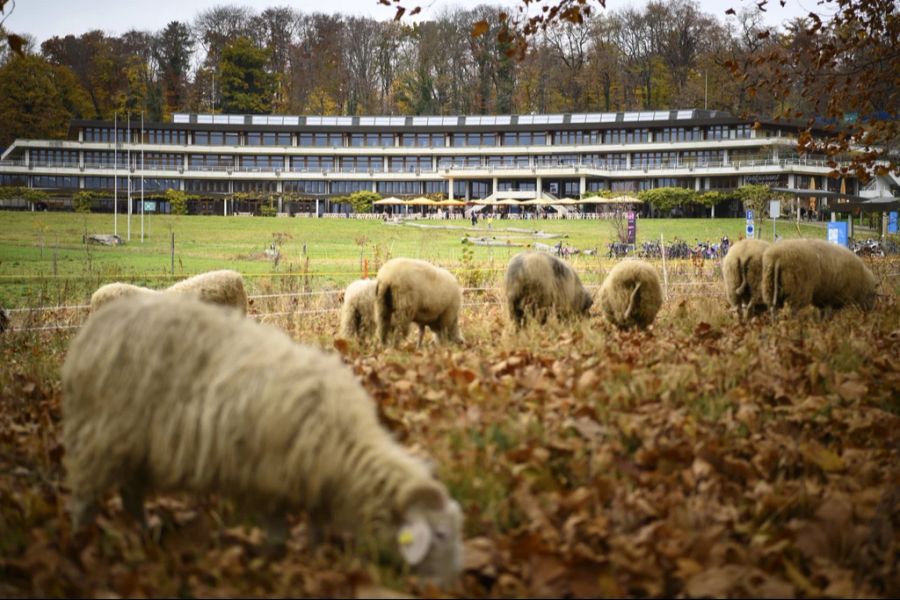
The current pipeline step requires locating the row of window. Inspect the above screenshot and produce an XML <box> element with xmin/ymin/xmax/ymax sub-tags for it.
<box><xmin>29</xmin><ymin>150</ymin><xmax>743</xmax><ymax>172</ymax></box>
<box><xmin>20</xmin><ymin>175</ymin><xmax>778</xmax><ymax>195</ymax></box>
<box><xmin>77</xmin><ymin>125</ymin><xmax>761</xmax><ymax>147</ymax></box>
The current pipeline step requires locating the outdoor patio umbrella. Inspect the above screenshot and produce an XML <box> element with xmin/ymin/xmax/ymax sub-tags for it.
<box><xmin>373</xmin><ymin>196</ymin><xmax>406</xmax><ymax>205</ymax></box>
<box><xmin>405</xmin><ymin>197</ymin><xmax>439</xmax><ymax>206</ymax></box>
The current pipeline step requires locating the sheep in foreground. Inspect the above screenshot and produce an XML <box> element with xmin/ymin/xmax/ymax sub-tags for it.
<box><xmin>722</xmin><ymin>239</ymin><xmax>770</xmax><ymax>320</ymax></box>
<box><xmin>375</xmin><ymin>258</ymin><xmax>464</xmax><ymax>347</ymax></box>
<box><xmin>339</xmin><ymin>278</ymin><xmax>378</xmax><ymax>340</ymax></box>
<box><xmin>504</xmin><ymin>251</ymin><xmax>593</xmax><ymax>328</ymax></box>
<box><xmin>761</xmin><ymin>238</ymin><xmax>877</xmax><ymax>314</ymax></box>
<box><xmin>599</xmin><ymin>260</ymin><xmax>663</xmax><ymax>329</ymax></box>
<box><xmin>62</xmin><ymin>294</ymin><xmax>463</xmax><ymax>586</ymax></box>
<box><xmin>89</xmin><ymin>270</ymin><xmax>248</xmax><ymax>314</ymax></box>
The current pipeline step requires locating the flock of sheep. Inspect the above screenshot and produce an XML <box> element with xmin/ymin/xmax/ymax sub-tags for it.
<box><xmin>60</xmin><ymin>237</ymin><xmax>878</xmax><ymax>588</ymax></box>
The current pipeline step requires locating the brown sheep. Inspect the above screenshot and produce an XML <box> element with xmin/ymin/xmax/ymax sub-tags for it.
<box><xmin>504</xmin><ymin>251</ymin><xmax>593</xmax><ymax>328</ymax></box>
<box><xmin>761</xmin><ymin>239</ymin><xmax>877</xmax><ymax>315</ymax></box>
<box><xmin>599</xmin><ymin>260</ymin><xmax>663</xmax><ymax>329</ymax></box>
<box><xmin>722</xmin><ymin>239</ymin><xmax>770</xmax><ymax>320</ymax></box>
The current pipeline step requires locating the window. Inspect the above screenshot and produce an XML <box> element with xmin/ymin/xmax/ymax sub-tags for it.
<box><xmin>232</xmin><ymin>180</ymin><xmax>276</xmax><ymax>193</ymax></box>
<box><xmin>145</xmin><ymin>129</ymin><xmax>187</xmax><ymax>144</ymax></box>
<box><xmin>681</xmin><ymin>150</ymin><xmax>724</xmax><ymax>166</ymax></box>
<box><xmin>611</xmin><ymin>179</ymin><xmax>651</xmax><ymax>192</ymax></box>
<box><xmin>438</xmin><ymin>156</ymin><xmax>482</xmax><ymax>168</ymax></box>
<box><xmin>486</xmin><ymin>155</ymin><xmax>529</xmax><ymax>168</ymax></box>
<box><xmin>292</xmin><ymin>156</ymin><xmax>334</xmax><ymax>171</ymax></box>
<box><xmin>143</xmin><ymin>153</ymin><xmax>181</xmax><ymax>169</ymax></box>
<box><xmin>189</xmin><ymin>155</ymin><xmax>233</xmax><ymax>169</ymax></box>
<box><xmin>400</xmin><ymin>133</ymin><xmax>445</xmax><ymax>147</ymax></box>
<box><xmin>707</xmin><ymin>126</ymin><xmax>729</xmax><ymax>140</ymax></box>
<box><xmin>451</xmin><ymin>133</ymin><xmax>496</xmax><ymax>146</ymax></box>
<box><xmin>299</xmin><ymin>133</ymin><xmax>343</xmax><ymax>147</ymax></box>
<box><xmin>604</xmin><ymin>128</ymin><xmax>649</xmax><ymax>144</ymax></box>
<box><xmin>340</xmin><ymin>156</ymin><xmax>383</xmax><ymax>173</ymax></box>
<box><xmin>377</xmin><ymin>181</ymin><xmax>423</xmax><ymax>195</ymax></box>
<box><xmin>389</xmin><ymin>156</ymin><xmax>432</xmax><ymax>173</ymax></box>
<box><xmin>187</xmin><ymin>179</ymin><xmax>232</xmax><ymax>193</ymax></box>
<box><xmin>32</xmin><ymin>175</ymin><xmax>77</xmax><ymax>188</ymax></box>
<box><xmin>632</xmin><ymin>152</ymin><xmax>678</xmax><ymax>168</ymax></box>
<box><xmin>240</xmin><ymin>156</ymin><xmax>284</xmax><ymax>170</ymax></box>
<box><xmin>283</xmin><ymin>180</ymin><xmax>327</xmax><ymax>194</ymax></box>
<box><xmin>247</xmin><ymin>132</ymin><xmax>291</xmax><ymax>146</ymax></box>
<box><xmin>734</xmin><ymin>125</ymin><xmax>752</xmax><ymax>139</ymax></box>
<box><xmin>554</xmin><ymin>130</ymin><xmax>599</xmax><ymax>145</ymax></box>
<box><xmin>30</xmin><ymin>149</ymin><xmax>79</xmax><ymax>166</ymax></box>
<box><xmin>655</xmin><ymin>127</ymin><xmax>702</xmax><ymax>142</ymax></box>
<box><xmin>424</xmin><ymin>181</ymin><xmax>447</xmax><ymax>195</ymax></box>
<box><xmin>139</xmin><ymin>178</ymin><xmax>181</xmax><ymax>192</ymax></box>
<box><xmin>349</xmin><ymin>133</ymin><xmax>393</xmax><ymax>147</ymax></box>
<box><xmin>498</xmin><ymin>180</ymin><xmax>536</xmax><ymax>191</ymax></box>
<box><xmin>1</xmin><ymin>174</ymin><xmax>26</xmax><ymax>186</ymax></box>
<box><xmin>330</xmin><ymin>181</ymin><xmax>371</xmax><ymax>194</ymax></box>
<box><xmin>501</xmin><ymin>132</ymin><xmax>546</xmax><ymax>146</ymax></box>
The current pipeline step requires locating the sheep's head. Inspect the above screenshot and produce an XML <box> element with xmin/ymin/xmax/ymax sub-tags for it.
<box><xmin>580</xmin><ymin>289</ymin><xmax>594</xmax><ymax>314</ymax></box>
<box><xmin>395</xmin><ymin>481</ymin><xmax>463</xmax><ymax>588</ymax></box>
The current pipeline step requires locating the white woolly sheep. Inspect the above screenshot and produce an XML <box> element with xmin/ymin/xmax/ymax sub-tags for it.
<box><xmin>375</xmin><ymin>258</ymin><xmax>464</xmax><ymax>347</ymax></box>
<box><xmin>62</xmin><ymin>294</ymin><xmax>463</xmax><ymax>586</ymax></box>
<box><xmin>339</xmin><ymin>278</ymin><xmax>378</xmax><ymax>340</ymax></box>
<box><xmin>504</xmin><ymin>251</ymin><xmax>593</xmax><ymax>328</ymax></box>
<box><xmin>761</xmin><ymin>238</ymin><xmax>877</xmax><ymax>315</ymax></box>
<box><xmin>89</xmin><ymin>282</ymin><xmax>159</xmax><ymax>313</ymax></box>
<box><xmin>599</xmin><ymin>260</ymin><xmax>663</xmax><ymax>329</ymax></box>
<box><xmin>89</xmin><ymin>270</ymin><xmax>248</xmax><ymax>314</ymax></box>
<box><xmin>722</xmin><ymin>239</ymin><xmax>770</xmax><ymax>320</ymax></box>
<box><xmin>165</xmin><ymin>269</ymin><xmax>249</xmax><ymax>315</ymax></box>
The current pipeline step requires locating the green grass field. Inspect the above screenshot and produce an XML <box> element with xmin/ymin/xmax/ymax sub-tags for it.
<box><xmin>0</xmin><ymin>211</ymin><xmax>847</xmax><ymax>308</ymax></box>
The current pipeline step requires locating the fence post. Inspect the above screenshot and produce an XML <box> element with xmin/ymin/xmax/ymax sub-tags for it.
<box><xmin>660</xmin><ymin>232</ymin><xmax>669</xmax><ymax>301</ymax></box>
<box><xmin>170</xmin><ymin>231</ymin><xmax>175</xmax><ymax>275</ymax></box>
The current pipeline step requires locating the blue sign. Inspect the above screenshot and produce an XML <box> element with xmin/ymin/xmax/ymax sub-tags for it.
<box><xmin>746</xmin><ymin>210</ymin><xmax>753</xmax><ymax>220</ymax></box>
<box><xmin>626</xmin><ymin>211</ymin><xmax>636</xmax><ymax>244</ymax></box>
<box><xmin>745</xmin><ymin>210</ymin><xmax>755</xmax><ymax>238</ymax></box>
<box><xmin>889</xmin><ymin>211</ymin><xmax>898</xmax><ymax>234</ymax></box>
<box><xmin>827</xmin><ymin>221</ymin><xmax>849</xmax><ymax>247</ymax></box>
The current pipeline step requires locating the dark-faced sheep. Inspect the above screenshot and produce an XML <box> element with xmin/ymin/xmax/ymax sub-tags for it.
<box><xmin>599</xmin><ymin>260</ymin><xmax>663</xmax><ymax>329</ymax></box>
<box><xmin>339</xmin><ymin>279</ymin><xmax>378</xmax><ymax>340</ymax></box>
<box><xmin>375</xmin><ymin>258</ymin><xmax>463</xmax><ymax>347</ymax></box>
<box><xmin>761</xmin><ymin>238</ymin><xmax>877</xmax><ymax>315</ymax></box>
<box><xmin>62</xmin><ymin>294</ymin><xmax>463</xmax><ymax>586</ymax></box>
<box><xmin>504</xmin><ymin>251</ymin><xmax>593</xmax><ymax>328</ymax></box>
<box><xmin>722</xmin><ymin>239</ymin><xmax>770</xmax><ymax>320</ymax></box>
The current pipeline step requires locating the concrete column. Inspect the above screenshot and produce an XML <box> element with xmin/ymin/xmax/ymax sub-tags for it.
<box><xmin>579</xmin><ymin>176</ymin><xmax>586</xmax><ymax>198</ymax></box>
<box><xmin>723</xmin><ymin>149</ymin><xmax>729</xmax><ymax>165</ymax></box>
<box><xmin>24</xmin><ymin>149</ymin><xmax>29</xmax><ymax>167</ymax></box>
<box><xmin>695</xmin><ymin>178</ymin><xmax>701</xmax><ymax>191</ymax></box>
<box><xmin>492</xmin><ymin>177</ymin><xmax>498</xmax><ymax>196</ymax></box>
<box><xmin>448</xmin><ymin>178</ymin><xmax>454</xmax><ymax>200</ymax></box>
<box><xmin>788</xmin><ymin>174</ymin><xmax>795</xmax><ymax>190</ymax></box>
<box><xmin>372</xmin><ymin>181</ymin><xmax>377</xmax><ymax>193</ymax></box>
<box><xmin>537</xmin><ymin>176</ymin><xmax>543</xmax><ymax>198</ymax></box>
<box><xmin>625</xmin><ymin>153</ymin><xmax>631</xmax><ymax>170</ymax></box>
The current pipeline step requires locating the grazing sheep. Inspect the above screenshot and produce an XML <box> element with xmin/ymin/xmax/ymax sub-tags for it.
<box><xmin>504</xmin><ymin>251</ymin><xmax>593</xmax><ymax>328</ymax></box>
<box><xmin>761</xmin><ymin>239</ymin><xmax>877</xmax><ymax>314</ymax></box>
<box><xmin>89</xmin><ymin>270</ymin><xmax>248</xmax><ymax>314</ymax></box>
<box><xmin>166</xmin><ymin>269</ymin><xmax>249</xmax><ymax>315</ymax></box>
<box><xmin>62</xmin><ymin>294</ymin><xmax>463</xmax><ymax>586</ymax></box>
<box><xmin>599</xmin><ymin>260</ymin><xmax>663</xmax><ymax>329</ymax></box>
<box><xmin>722</xmin><ymin>239</ymin><xmax>770</xmax><ymax>320</ymax></box>
<box><xmin>339</xmin><ymin>279</ymin><xmax>378</xmax><ymax>340</ymax></box>
<box><xmin>375</xmin><ymin>258</ymin><xmax>463</xmax><ymax>347</ymax></box>
<box><xmin>89</xmin><ymin>282</ymin><xmax>159</xmax><ymax>313</ymax></box>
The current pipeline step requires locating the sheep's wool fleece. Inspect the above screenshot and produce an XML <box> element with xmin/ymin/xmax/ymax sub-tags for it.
<box><xmin>761</xmin><ymin>239</ymin><xmax>877</xmax><ymax>311</ymax></box>
<box><xmin>90</xmin><ymin>282</ymin><xmax>159</xmax><ymax>312</ymax></box>
<box><xmin>62</xmin><ymin>295</ymin><xmax>457</xmax><ymax>567</ymax></box>
<box><xmin>339</xmin><ymin>279</ymin><xmax>378</xmax><ymax>339</ymax></box>
<box><xmin>504</xmin><ymin>251</ymin><xmax>592</xmax><ymax>325</ymax></box>
<box><xmin>375</xmin><ymin>258</ymin><xmax>463</xmax><ymax>343</ymax></box>
<box><xmin>722</xmin><ymin>239</ymin><xmax>770</xmax><ymax>315</ymax></box>
<box><xmin>599</xmin><ymin>260</ymin><xmax>663</xmax><ymax>329</ymax></box>
<box><xmin>166</xmin><ymin>269</ymin><xmax>248</xmax><ymax>314</ymax></box>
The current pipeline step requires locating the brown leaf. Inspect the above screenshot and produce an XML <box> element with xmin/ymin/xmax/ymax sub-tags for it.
<box><xmin>471</xmin><ymin>20</ymin><xmax>490</xmax><ymax>37</ymax></box>
<box><xmin>799</xmin><ymin>441</ymin><xmax>846</xmax><ymax>473</ymax></box>
<box><xmin>333</xmin><ymin>338</ymin><xmax>350</xmax><ymax>355</ymax></box>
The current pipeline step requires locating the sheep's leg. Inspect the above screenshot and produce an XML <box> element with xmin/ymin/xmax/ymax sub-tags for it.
<box><xmin>120</xmin><ymin>483</ymin><xmax>147</xmax><ymax>529</ymax></box>
<box><xmin>417</xmin><ymin>323</ymin><xmax>426</xmax><ymax>348</ymax></box>
<box><xmin>69</xmin><ymin>493</ymin><xmax>100</xmax><ymax>531</ymax></box>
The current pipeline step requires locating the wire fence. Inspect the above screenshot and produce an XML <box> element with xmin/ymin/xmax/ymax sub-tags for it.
<box><xmin>4</xmin><ymin>272</ymin><xmax>898</xmax><ymax>334</ymax></box>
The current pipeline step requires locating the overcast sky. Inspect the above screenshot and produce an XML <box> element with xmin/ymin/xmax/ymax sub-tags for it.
<box><xmin>5</xmin><ymin>0</ymin><xmax>820</xmax><ymax>43</ymax></box>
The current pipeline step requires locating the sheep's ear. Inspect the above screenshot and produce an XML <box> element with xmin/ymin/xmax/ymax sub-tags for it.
<box><xmin>398</xmin><ymin>481</ymin><xmax>446</xmax><ymax>513</ymax></box>
<box><xmin>397</xmin><ymin>513</ymin><xmax>432</xmax><ymax>566</ymax></box>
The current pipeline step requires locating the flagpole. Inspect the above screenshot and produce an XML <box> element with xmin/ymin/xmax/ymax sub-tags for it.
<box><xmin>141</xmin><ymin>111</ymin><xmax>145</xmax><ymax>243</ymax></box>
<box><xmin>113</xmin><ymin>112</ymin><xmax>118</xmax><ymax>236</ymax></box>
<box><xmin>127</xmin><ymin>112</ymin><xmax>132</xmax><ymax>241</ymax></box>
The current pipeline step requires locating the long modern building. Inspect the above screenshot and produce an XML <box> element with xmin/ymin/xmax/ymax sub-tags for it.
<box><xmin>0</xmin><ymin>108</ymin><xmax>871</xmax><ymax>216</ymax></box>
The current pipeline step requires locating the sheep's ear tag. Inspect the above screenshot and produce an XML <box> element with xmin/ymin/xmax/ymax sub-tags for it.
<box><xmin>397</xmin><ymin>515</ymin><xmax>431</xmax><ymax>566</ymax></box>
